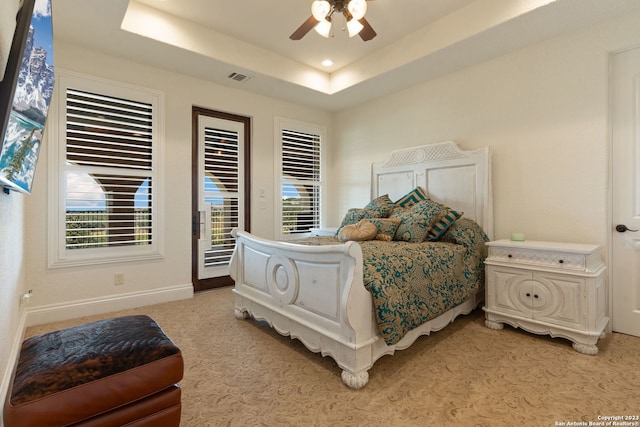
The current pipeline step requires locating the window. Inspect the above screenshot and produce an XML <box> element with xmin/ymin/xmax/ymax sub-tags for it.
<box><xmin>276</xmin><ymin>118</ymin><xmax>324</xmax><ymax>239</ymax></box>
<box><xmin>49</xmin><ymin>73</ymin><xmax>163</xmax><ymax>266</ymax></box>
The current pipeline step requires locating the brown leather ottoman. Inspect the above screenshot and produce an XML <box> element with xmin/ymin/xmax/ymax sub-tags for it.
<box><xmin>3</xmin><ymin>315</ymin><xmax>183</xmax><ymax>427</ymax></box>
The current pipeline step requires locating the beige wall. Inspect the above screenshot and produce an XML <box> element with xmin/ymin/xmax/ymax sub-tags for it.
<box><xmin>23</xmin><ymin>41</ymin><xmax>332</xmax><ymax>310</ymax></box>
<box><xmin>330</xmin><ymin>10</ymin><xmax>640</xmax><ymax>252</ymax></box>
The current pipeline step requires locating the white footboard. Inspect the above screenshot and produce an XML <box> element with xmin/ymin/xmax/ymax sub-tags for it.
<box><xmin>229</xmin><ymin>230</ymin><xmax>378</xmax><ymax>389</ymax></box>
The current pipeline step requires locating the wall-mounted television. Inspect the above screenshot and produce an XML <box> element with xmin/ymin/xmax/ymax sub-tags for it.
<box><xmin>0</xmin><ymin>0</ymin><xmax>54</xmax><ymax>194</ymax></box>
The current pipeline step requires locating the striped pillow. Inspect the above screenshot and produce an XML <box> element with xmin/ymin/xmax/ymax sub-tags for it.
<box><xmin>394</xmin><ymin>187</ymin><xmax>428</xmax><ymax>208</ymax></box>
<box><xmin>427</xmin><ymin>205</ymin><xmax>463</xmax><ymax>241</ymax></box>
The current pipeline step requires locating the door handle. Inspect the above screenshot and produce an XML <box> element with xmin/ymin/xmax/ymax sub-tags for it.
<box><xmin>192</xmin><ymin>215</ymin><xmax>198</xmax><ymax>236</ymax></box>
<box><xmin>198</xmin><ymin>210</ymin><xmax>206</xmax><ymax>240</ymax></box>
<box><xmin>616</xmin><ymin>224</ymin><xmax>638</xmax><ymax>232</ymax></box>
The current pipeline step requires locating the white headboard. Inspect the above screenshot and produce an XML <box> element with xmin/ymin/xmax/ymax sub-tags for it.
<box><xmin>371</xmin><ymin>141</ymin><xmax>493</xmax><ymax>239</ymax></box>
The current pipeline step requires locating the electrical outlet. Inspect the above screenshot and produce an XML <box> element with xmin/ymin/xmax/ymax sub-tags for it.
<box><xmin>20</xmin><ymin>289</ymin><xmax>33</xmax><ymax>305</ymax></box>
<box><xmin>114</xmin><ymin>272</ymin><xmax>125</xmax><ymax>285</ymax></box>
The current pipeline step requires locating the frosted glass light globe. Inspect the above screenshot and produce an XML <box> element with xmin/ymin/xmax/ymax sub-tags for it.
<box><xmin>348</xmin><ymin>0</ymin><xmax>367</xmax><ymax>20</ymax></box>
<box><xmin>311</xmin><ymin>1</ymin><xmax>331</xmax><ymax>20</ymax></box>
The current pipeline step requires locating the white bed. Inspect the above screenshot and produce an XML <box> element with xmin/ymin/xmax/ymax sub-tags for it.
<box><xmin>229</xmin><ymin>141</ymin><xmax>493</xmax><ymax>389</ymax></box>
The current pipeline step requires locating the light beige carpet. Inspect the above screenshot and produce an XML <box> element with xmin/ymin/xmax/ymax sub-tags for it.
<box><xmin>26</xmin><ymin>287</ymin><xmax>640</xmax><ymax>427</ymax></box>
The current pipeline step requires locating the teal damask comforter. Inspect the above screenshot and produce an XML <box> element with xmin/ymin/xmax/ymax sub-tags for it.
<box><xmin>297</xmin><ymin>218</ymin><xmax>488</xmax><ymax>345</ymax></box>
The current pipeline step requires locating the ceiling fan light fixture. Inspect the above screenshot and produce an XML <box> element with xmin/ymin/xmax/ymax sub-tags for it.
<box><xmin>314</xmin><ymin>18</ymin><xmax>332</xmax><ymax>38</ymax></box>
<box><xmin>290</xmin><ymin>0</ymin><xmax>376</xmax><ymax>41</ymax></box>
<box><xmin>311</xmin><ymin>0</ymin><xmax>331</xmax><ymax>20</ymax></box>
<box><xmin>346</xmin><ymin>18</ymin><xmax>364</xmax><ymax>37</ymax></box>
<box><xmin>347</xmin><ymin>0</ymin><xmax>367</xmax><ymax>20</ymax></box>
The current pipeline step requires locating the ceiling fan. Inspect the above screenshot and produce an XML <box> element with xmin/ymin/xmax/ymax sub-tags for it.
<box><xmin>290</xmin><ymin>0</ymin><xmax>377</xmax><ymax>41</ymax></box>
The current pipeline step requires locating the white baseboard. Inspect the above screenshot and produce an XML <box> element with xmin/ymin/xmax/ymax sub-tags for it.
<box><xmin>0</xmin><ymin>309</ymin><xmax>28</xmax><ymax>427</ymax></box>
<box><xmin>25</xmin><ymin>283</ymin><xmax>194</xmax><ymax>327</ymax></box>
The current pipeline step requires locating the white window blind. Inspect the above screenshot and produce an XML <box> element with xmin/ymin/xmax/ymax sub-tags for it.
<box><xmin>50</xmin><ymin>73</ymin><xmax>163</xmax><ymax>267</ymax></box>
<box><xmin>280</xmin><ymin>127</ymin><xmax>321</xmax><ymax>236</ymax></box>
<box><xmin>203</xmin><ymin>126</ymin><xmax>239</xmax><ymax>267</ymax></box>
<box><xmin>65</xmin><ymin>88</ymin><xmax>153</xmax><ymax>249</ymax></box>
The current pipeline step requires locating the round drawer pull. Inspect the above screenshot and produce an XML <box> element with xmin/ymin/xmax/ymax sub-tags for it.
<box><xmin>526</xmin><ymin>293</ymin><xmax>531</xmax><ymax>297</ymax></box>
<box><xmin>508</xmin><ymin>254</ymin><xmax>513</xmax><ymax>258</ymax></box>
<box><xmin>558</xmin><ymin>259</ymin><xmax>564</xmax><ymax>264</ymax></box>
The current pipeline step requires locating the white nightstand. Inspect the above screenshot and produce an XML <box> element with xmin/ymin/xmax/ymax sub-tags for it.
<box><xmin>483</xmin><ymin>239</ymin><xmax>608</xmax><ymax>355</ymax></box>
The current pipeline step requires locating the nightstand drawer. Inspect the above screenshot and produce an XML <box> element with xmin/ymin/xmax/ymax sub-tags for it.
<box><xmin>488</xmin><ymin>247</ymin><xmax>586</xmax><ymax>271</ymax></box>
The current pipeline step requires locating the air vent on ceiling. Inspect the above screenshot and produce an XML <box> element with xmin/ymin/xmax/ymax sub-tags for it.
<box><xmin>227</xmin><ymin>72</ymin><xmax>253</xmax><ymax>83</ymax></box>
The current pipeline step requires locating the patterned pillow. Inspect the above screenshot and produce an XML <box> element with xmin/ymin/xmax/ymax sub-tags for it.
<box><xmin>364</xmin><ymin>194</ymin><xmax>395</xmax><ymax>217</ymax></box>
<box><xmin>390</xmin><ymin>200</ymin><xmax>443</xmax><ymax>243</ymax></box>
<box><xmin>426</xmin><ymin>203</ymin><xmax>463</xmax><ymax>241</ymax></box>
<box><xmin>365</xmin><ymin>218</ymin><xmax>402</xmax><ymax>241</ymax></box>
<box><xmin>338</xmin><ymin>220</ymin><xmax>378</xmax><ymax>242</ymax></box>
<box><xmin>337</xmin><ymin>207</ymin><xmax>388</xmax><ymax>232</ymax></box>
<box><xmin>394</xmin><ymin>186</ymin><xmax>428</xmax><ymax>208</ymax></box>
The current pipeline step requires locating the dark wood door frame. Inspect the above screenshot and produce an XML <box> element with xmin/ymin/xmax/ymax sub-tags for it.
<box><xmin>192</xmin><ymin>106</ymin><xmax>251</xmax><ymax>292</ymax></box>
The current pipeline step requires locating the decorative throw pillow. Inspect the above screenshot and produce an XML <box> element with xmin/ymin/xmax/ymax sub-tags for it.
<box><xmin>365</xmin><ymin>218</ymin><xmax>402</xmax><ymax>241</ymax></box>
<box><xmin>364</xmin><ymin>194</ymin><xmax>395</xmax><ymax>217</ymax></box>
<box><xmin>390</xmin><ymin>200</ymin><xmax>443</xmax><ymax>242</ymax></box>
<box><xmin>394</xmin><ymin>186</ymin><xmax>428</xmax><ymax>208</ymax></box>
<box><xmin>337</xmin><ymin>207</ymin><xmax>389</xmax><ymax>232</ymax></box>
<box><xmin>426</xmin><ymin>202</ymin><xmax>463</xmax><ymax>241</ymax></box>
<box><xmin>338</xmin><ymin>220</ymin><xmax>378</xmax><ymax>242</ymax></box>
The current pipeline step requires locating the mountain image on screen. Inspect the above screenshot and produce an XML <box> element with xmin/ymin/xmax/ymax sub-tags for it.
<box><xmin>0</xmin><ymin>6</ymin><xmax>54</xmax><ymax>194</ymax></box>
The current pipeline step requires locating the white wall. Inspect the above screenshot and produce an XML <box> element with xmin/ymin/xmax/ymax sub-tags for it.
<box><xmin>23</xmin><ymin>41</ymin><xmax>332</xmax><ymax>315</ymax></box>
<box><xmin>0</xmin><ymin>193</ymin><xmax>28</xmax><ymax>407</ymax></box>
<box><xmin>330</xmin><ymin>10</ymin><xmax>640</xmax><ymax>253</ymax></box>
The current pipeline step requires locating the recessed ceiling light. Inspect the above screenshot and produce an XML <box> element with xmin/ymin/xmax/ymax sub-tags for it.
<box><xmin>321</xmin><ymin>59</ymin><xmax>334</xmax><ymax>67</ymax></box>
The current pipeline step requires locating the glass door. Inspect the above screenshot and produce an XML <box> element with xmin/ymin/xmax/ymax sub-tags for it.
<box><xmin>192</xmin><ymin>108</ymin><xmax>250</xmax><ymax>291</ymax></box>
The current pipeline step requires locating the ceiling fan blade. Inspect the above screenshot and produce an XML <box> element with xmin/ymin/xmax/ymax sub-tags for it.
<box><xmin>358</xmin><ymin>17</ymin><xmax>377</xmax><ymax>41</ymax></box>
<box><xmin>290</xmin><ymin>15</ymin><xmax>319</xmax><ymax>40</ymax></box>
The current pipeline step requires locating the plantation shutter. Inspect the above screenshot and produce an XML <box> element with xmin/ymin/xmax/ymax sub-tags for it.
<box><xmin>281</xmin><ymin>128</ymin><xmax>321</xmax><ymax>235</ymax></box>
<box><xmin>202</xmin><ymin>126</ymin><xmax>239</xmax><ymax>267</ymax></box>
<box><xmin>64</xmin><ymin>88</ymin><xmax>154</xmax><ymax>249</ymax></box>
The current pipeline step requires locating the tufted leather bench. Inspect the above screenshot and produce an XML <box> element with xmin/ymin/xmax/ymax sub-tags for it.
<box><xmin>3</xmin><ymin>315</ymin><xmax>183</xmax><ymax>427</ymax></box>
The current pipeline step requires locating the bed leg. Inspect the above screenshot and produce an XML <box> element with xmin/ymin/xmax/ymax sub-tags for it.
<box><xmin>234</xmin><ymin>308</ymin><xmax>249</xmax><ymax>320</ymax></box>
<box><xmin>341</xmin><ymin>370</ymin><xmax>369</xmax><ymax>389</ymax></box>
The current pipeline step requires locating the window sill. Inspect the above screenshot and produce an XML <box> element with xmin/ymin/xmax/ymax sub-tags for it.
<box><xmin>48</xmin><ymin>251</ymin><xmax>164</xmax><ymax>269</ymax></box>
